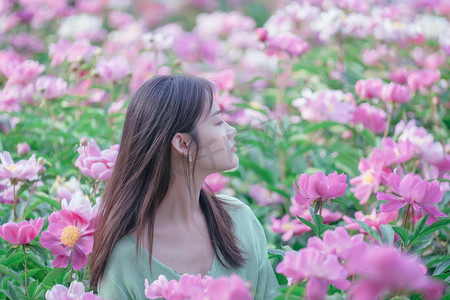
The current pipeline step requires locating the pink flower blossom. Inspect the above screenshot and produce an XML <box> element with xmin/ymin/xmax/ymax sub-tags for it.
<box><xmin>0</xmin><ymin>151</ymin><xmax>41</xmax><ymax>183</ymax></box>
<box><xmin>95</xmin><ymin>56</ymin><xmax>130</xmax><ymax>82</ymax></box>
<box><xmin>276</xmin><ymin>248</ymin><xmax>350</xmax><ymax>299</ymax></box>
<box><xmin>352</xmin><ymin>103</ymin><xmax>386</xmax><ymax>134</ymax></box>
<box><xmin>249</xmin><ymin>184</ymin><xmax>285</xmax><ymax>206</ymax></box>
<box><xmin>354</xmin><ymin>78</ymin><xmax>383</xmax><ymax>99</ymax></box>
<box><xmin>378</xmin><ymin>173</ymin><xmax>446</xmax><ymax>224</ymax></box>
<box><xmin>210</xmin><ymin>69</ymin><xmax>235</xmax><ymax>91</ymax></box>
<box><xmin>144</xmin><ymin>274</ymin><xmax>252</xmax><ymax>300</ymax></box>
<box><xmin>349</xmin><ymin>246</ymin><xmax>445</xmax><ymax>300</ymax></box>
<box><xmin>10</xmin><ymin>32</ymin><xmax>45</xmax><ymax>54</ymax></box>
<box><xmin>266</xmin><ymin>32</ymin><xmax>309</xmax><ymax>58</ymax></box>
<box><xmin>350</xmin><ymin>149</ymin><xmax>386</xmax><ymax>204</ymax></box>
<box><xmin>407</xmin><ymin>70</ymin><xmax>441</xmax><ymax>93</ymax></box>
<box><xmin>49</xmin><ymin>39</ymin><xmax>98</xmax><ymax>66</ymax></box>
<box><xmin>343</xmin><ymin>209</ymin><xmax>398</xmax><ymax>234</ymax></box>
<box><xmin>361</xmin><ymin>45</ymin><xmax>388</xmax><ymax>66</ymax></box>
<box><xmin>205</xmin><ymin>173</ymin><xmax>229</xmax><ymax>193</ymax></box>
<box><xmin>293</xmin><ymin>171</ymin><xmax>347</xmax><ymax>207</ymax></box>
<box><xmin>0</xmin><ymin>85</ymin><xmax>22</xmax><ymax>112</ymax></box>
<box><xmin>17</xmin><ymin>143</ymin><xmax>31</xmax><ymax>156</ymax></box>
<box><xmin>173</xmin><ymin>33</ymin><xmax>220</xmax><ymax>64</ymax></box>
<box><xmin>380</xmin><ymin>83</ymin><xmax>411</xmax><ymax>103</ymax></box>
<box><xmin>40</xmin><ymin>196</ymin><xmax>98</xmax><ymax>270</ymax></box>
<box><xmin>379</xmin><ymin>137</ymin><xmax>414</xmax><ymax>166</ymax></box>
<box><xmin>0</xmin><ymin>217</ymin><xmax>43</xmax><ymax>245</ymax></box>
<box><xmin>270</xmin><ymin>215</ymin><xmax>310</xmax><ymax>241</ymax></box>
<box><xmin>75</xmin><ymin>138</ymin><xmax>119</xmax><ymax>181</ymax></box>
<box><xmin>108</xmin><ymin>11</ymin><xmax>134</xmax><ymax>29</ymax></box>
<box><xmin>292</xmin><ymin>89</ymin><xmax>355</xmax><ymax>124</ymax></box>
<box><xmin>1</xmin><ymin>60</ymin><xmax>45</xmax><ymax>86</ymax></box>
<box><xmin>46</xmin><ymin>280</ymin><xmax>101</xmax><ymax>300</ymax></box>
<box><xmin>389</xmin><ymin>69</ymin><xmax>409</xmax><ymax>85</ymax></box>
<box><xmin>36</xmin><ymin>76</ymin><xmax>68</xmax><ymax>99</ymax></box>
<box><xmin>76</xmin><ymin>0</ymin><xmax>108</xmax><ymax>14</ymax></box>
<box><xmin>411</xmin><ymin>47</ymin><xmax>446</xmax><ymax>70</ymax></box>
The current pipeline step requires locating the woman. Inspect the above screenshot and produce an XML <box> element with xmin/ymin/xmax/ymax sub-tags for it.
<box><xmin>90</xmin><ymin>75</ymin><xmax>280</xmax><ymax>299</ymax></box>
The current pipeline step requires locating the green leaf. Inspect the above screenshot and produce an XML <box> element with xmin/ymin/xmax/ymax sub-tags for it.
<box><xmin>354</xmin><ymin>219</ymin><xmax>383</xmax><ymax>244</ymax></box>
<box><xmin>412</xmin><ymin>214</ymin><xmax>429</xmax><ymax>238</ymax></box>
<box><xmin>433</xmin><ymin>258</ymin><xmax>450</xmax><ymax>276</ymax></box>
<box><xmin>392</xmin><ymin>227</ymin><xmax>410</xmax><ymax>246</ymax></box>
<box><xmin>5</xmin><ymin>247</ymin><xmax>19</xmax><ymax>258</ymax></box>
<box><xmin>268</xmin><ymin>249</ymin><xmax>286</xmax><ymax>259</ymax></box>
<box><xmin>0</xmin><ymin>265</ymin><xmax>23</xmax><ymax>285</ymax></box>
<box><xmin>298</xmin><ymin>216</ymin><xmax>319</xmax><ymax>236</ymax></box>
<box><xmin>379</xmin><ymin>224</ymin><xmax>394</xmax><ymax>245</ymax></box>
<box><xmin>331</xmin><ymin>198</ymin><xmax>350</xmax><ymax>208</ymax></box>
<box><xmin>408</xmin><ymin>239</ymin><xmax>433</xmax><ymax>254</ymax></box>
<box><xmin>7</xmin><ymin>281</ymin><xmax>19</xmax><ymax>300</ymax></box>
<box><xmin>40</xmin><ymin>268</ymin><xmax>67</xmax><ymax>288</ymax></box>
<box><xmin>28</xmin><ymin>244</ymin><xmax>49</xmax><ymax>263</ymax></box>
<box><xmin>33</xmin><ymin>192</ymin><xmax>61</xmax><ymax>210</ymax></box>
<box><xmin>414</xmin><ymin>217</ymin><xmax>450</xmax><ymax>241</ymax></box>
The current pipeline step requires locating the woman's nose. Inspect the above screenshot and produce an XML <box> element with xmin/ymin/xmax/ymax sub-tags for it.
<box><xmin>227</xmin><ymin>123</ymin><xmax>237</xmax><ymax>139</ymax></box>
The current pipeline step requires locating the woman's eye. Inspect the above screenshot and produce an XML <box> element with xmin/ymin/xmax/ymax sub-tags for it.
<box><xmin>216</xmin><ymin>121</ymin><xmax>224</xmax><ymax>126</ymax></box>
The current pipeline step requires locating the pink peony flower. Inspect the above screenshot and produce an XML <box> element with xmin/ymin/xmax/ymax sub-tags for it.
<box><xmin>249</xmin><ymin>184</ymin><xmax>285</xmax><ymax>206</ymax></box>
<box><xmin>380</xmin><ymin>83</ymin><xmax>411</xmax><ymax>103</ymax></box>
<box><xmin>35</xmin><ymin>76</ymin><xmax>68</xmax><ymax>100</ymax></box>
<box><xmin>378</xmin><ymin>173</ymin><xmax>446</xmax><ymax>224</ymax></box>
<box><xmin>0</xmin><ymin>151</ymin><xmax>41</xmax><ymax>183</ymax></box>
<box><xmin>144</xmin><ymin>275</ymin><xmax>180</xmax><ymax>299</ymax></box>
<box><xmin>76</xmin><ymin>0</ymin><xmax>108</xmax><ymax>14</ymax></box>
<box><xmin>75</xmin><ymin>138</ymin><xmax>119</xmax><ymax>181</ymax></box>
<box><xmin>350</xmin><ymin>153</ymin><xmax>384</xmax><ymax>205</ymax></box>
<box><xmin>407</xmin><ymin>70</ymin><xmax>441</xmax><ymax>93</ymax></box>
<box><xmin>349</xmin><ymin>246</ymin><xmax>445</xmax><ymax>300</ymax></box>
<box><xmin>95</xmin><ymin>56</ymin><xmax>131</xmax><ymax>82</ymax></box>
<box><xmin>293</xmin><ymin>171</ymin><xmax>347</xmax><ymax>207</ymax></box>
<box><xmin>354</xmin><ymin>78</ymin><xmax>383</xmax><ymax>99</ymax></box>
<box><xmin>210</xmin><ymin>69</ymin><xmax>235</xmax><ymax>91</ymax></box>
<box><xmin>205</xmin><ymin>173</ymin><xmax>229</xmax><ymax>193</ymax></box>
<box><xmin>343</xmin><ymin>209</ymin><xmax>398</xmax><ymax>234</ymax></box>
<box><xmin>352</xmin><ymin>103</ymin><xmax>386</xmax><ymax>134</ymax></box>
<box><xmin>379</xmin><ymin>137</ymin><xmax>414</xmax><ymax>166</ymax></box>
<box><xmin>270</xmin><ymin>215</ymin><xmax>310</xmax><ymax>241</ymax></box>
<box><xmin>0</xmin><ymin>85</ymin><xmax>23</xmax><ymax>112</ymax></box>
<box><xmin>45</xmin><ymin>280</ymin><xmax>101</xmax><ymax>300</ymax></box>
<box><xmin>17</xmin><ymin>143</ymin><xmax>31</xmax><ymax>156</ymax></box>
<box><xmin>411</xmin><ymin>47</ymin><xmax>446</xmax><ymax>70</ymax></box>
<box><xmin>292</xmin><ymin>89</ymin><xmax>355</xmax><ymax>124</ymax></box>
<box><xmin>108</xmin><ymin>11</ymin><xmax>134</xmax><ymax>29</ymax></box>
<box><xmin>266</xmin><ymin>32</ymin><xmax>309</xmax><ymax>59</ymax></box>
<box><xmin>389</xmin><ymin>69</ymin><xmax>409</xmax><ymax>85</ymax></box>
<box><xmin>40</xmin><ymin>197</ymin><xmax>98</xmax><ymax>270</ymax></box>
<box><xmin>49</xmin><ymin>39</ymin><xmax>98</xmax><ymax>66</ymax></box>
<box><xmin>0</xmin><ymin>217</ymin><xmax>43</xmax><ymax>245</ymax></box>
<box><xmin>204</xmin><ymin>274</ymin><xmax>253</xmax><ymax>300</ymax></box>
<box><xmin>1</xmin><ymin>60</ymin><xmax>45</xmax><ymax>86</ymax></box>
<box><xmin>276</xmin><ymin>248</ymin><xmax>350</xmax><ymax>299</ymax></box>
<box><xmin>361</xmin><ymin>45</ymin><xmax>388</xmax><ymax>66</ymax></box>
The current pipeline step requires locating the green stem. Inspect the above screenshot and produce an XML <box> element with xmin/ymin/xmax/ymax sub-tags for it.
<box><xmin>13</xmin><ymin>184</ymin><xmax>18</xmax><ymax>221</ymax></box>
<box><xmin>383</xmin><ymin>102</ymin><xmax>394</xmax><ymax>138</ymax></box>
<box><xmin>285</xmin><ymin>281</ymin><xmax>300</xmax><ymax>300</ymax></box>
<box><xmin>69</xmin><ymin>267</ymin><xmax>74</xmax><ymax>284</ymax></box>
<box><xmin>23</xmin><ymin>245</ymin><xmax>28</xmax><ymax>296</ymax></box>
<box><xmin>403</xmin><ymin>204</ymin><xmax>411</xmax><ymax>229</ymax></box>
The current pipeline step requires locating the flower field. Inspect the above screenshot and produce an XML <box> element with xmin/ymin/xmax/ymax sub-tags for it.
<box><xmin>0</xmin><ymin>0</ymin><xmax>449</xmax><ymax>299</ymax></box>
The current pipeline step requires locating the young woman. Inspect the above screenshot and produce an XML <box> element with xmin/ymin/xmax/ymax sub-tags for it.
<box><xmin>90</xmin><ymin>75</ymin><xmax>280</xmax><ymax>299</ymax></box>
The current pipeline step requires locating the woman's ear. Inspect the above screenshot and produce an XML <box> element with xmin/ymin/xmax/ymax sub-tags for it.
<box><xmin>171</xmin><ymin>133</ymin><xmax>190</xmax><ymax>157</ymax></box>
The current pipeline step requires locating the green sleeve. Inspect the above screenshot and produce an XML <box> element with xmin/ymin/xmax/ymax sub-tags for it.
<box><xmin>251</xmin><ymin>211</ymin><xmax>281</xmax><ymax>300</ymax></box>
<box><xmin>98</xmin><ymin>273</ymin><xmax>131</xmax><ymax>300</ymax></box>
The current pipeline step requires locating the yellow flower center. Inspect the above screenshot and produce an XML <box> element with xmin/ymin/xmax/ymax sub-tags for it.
<box><xmin>362</xmin><ymin>171</ymin><xmax>374</xmax><ymax>184</ymax></box>
<box><xmin>61</xmin><ymin>226</ymin><xmax>80</xmax><ymax>247</ymax></box>
<box><xmin>249</xmin><ymin>101</ymin><xmax>262</xmax><ymax>110</ymax></box>
<box><xmin>327</xmin><ymin>103</ymin><xmax>335</xmax><ymax>113</ymax></box>
<box><xmin>8</xmin><ymin>164</ymin><xmax>15</xmax><ymax>172</ymax></box>
<box><xmin>394</xmin><ymin>148</ymin><xmax>400</xmax><ymax>158</ymax></box>
<box><xmin>282</xmin><ymin>223</ymin><xmax>294</xmax><ymax>231</ymax></box>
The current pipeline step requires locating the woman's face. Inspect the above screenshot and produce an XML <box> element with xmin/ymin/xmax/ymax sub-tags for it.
<box><xmin>193</xmin><ymin>101</ymin><xmax>238</xmax><ymax>174</ymax></box>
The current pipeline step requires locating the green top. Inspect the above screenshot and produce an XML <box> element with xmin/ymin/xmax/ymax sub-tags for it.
<box><xmin>98</xmin><ymin>194</ymin><xmax>281</xmax><ymax>300</ymax></box>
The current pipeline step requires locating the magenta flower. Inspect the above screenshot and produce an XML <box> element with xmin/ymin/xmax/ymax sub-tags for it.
<box><xmin>389</xmin><ymin>69</ymin><xmax>409</xmax><ymax>85</ymax></box>
<box><xmin>204</xmin><ymin>274</ymin><xmax>252</xmax><ymax>300</ymax></box>
<box><xmin>349</xmin><ymin>246</ymin><xmax>445</xmax><ymax>300</ymax></box>
<box><xmin>108</xmin><ymin>11</ymin><xmax>134</xmax><ymax>29</ymax></box>
<box><xmin>35</xmin><ymin>76</ymin><xmax>68</xmax><ymax>99</ymax></box>
<box><xmin>40</xmin><ymin>197</ymin><xmax>98</xmax><ymax>270</ymax></box>
<box><xmin>343</xmin><ymin>209</ymin><xmax>398</xmax><ymax>234</ymax></box>
<box><xmin>293</xmin><ymin>171</ymin><xmax>347</xmax><ymax>207</ymax></box>
<box><xmin>204</xmin><ymin>173</ymin><xmax>229</xmax><ymax>193</ymax></box>
<box><xmin>46</xmin><ymin>280</ymin><xmax>101</xmax><ymax>300</ymax></box>
<box><xmin>144</xmin><ymin>275</ymin><xmax>180</xmax><ymax>300</ymax></box>
<box><xmin>355</xmin><ymin>78</ymin><xmax>383</xmax><ymax>99</ymax></box>
<box><xmin>407</xmin><ymin>70</ymin><xmax>441</xmax><ymax>93</ymax></box>
<box><xmin>0</xmin><ymin>151</ymin><xmax>41</xmax><ymax>183</ymax></box>
<box><xmin>249</xmin><ymin>184</ymin><xmax>285</xmax><ymax>206</ymax></box>
<box><xmin>380</xmin><ymin>137</ymin><xmax>414</xmax><ymax>166</ymax></box>
<box><xmin>380</xmin><ymin>83</ymin><xmax>411</xmax><ymax>103</ymax></box>
<box><xmin>350</xmin><ymin>156</ymin><xmax>384</xmax><ymax>205</ymax></box>
<box><xmin>0</xmin><ymin>217</ymin><xmax>43</xmax><ymax>245</ymax></box>
<box><xmin>352</xmin><ymin>103</ymin><xmax>386</xmax><ymax>134</ymax></box>
<box><xmin>210</xmin><ymin>69</ymin><xmax>235</xmax><ymax>91</ymax></box>
<box><xmin>95</xmin><ymin>56</ymin><xmax>130</xmax><ymax>82</ymax></box>
<box><xmin>17</xmin><ymin>143</ymin><xmax>31</xmax><ymax>156</ymax></box>
<box><xmin>378</xmin><ymin>173</ymin><xmax>446</xmax><ymax>224</ymax></box>
<box><xmin>270</xmin><ymin>215</ymin><xmax>310</xmax><ymax>241</ymax></box>
<box><xmin>411</xmin><ymin>47</ymin><xmax>446</xmax><ymax>70</ymax></box>
<box><xmin>266</xmin><ymin>32</ymin><xmax>309</xmax><ymax>59</ymax></box>
<box><xmin>2</xmin><ymin>59</ymin><xmax>45</xmax><ymax>86</ymax></box>
<box><xmin>276</xmin><ymin>248</ymin><xmax>350</xmax><ymax>300</ymax></box>
<box><xmin>75</xmin><ymin>138</ymin><xmax>119</xmax><ymax>181</ymax></box>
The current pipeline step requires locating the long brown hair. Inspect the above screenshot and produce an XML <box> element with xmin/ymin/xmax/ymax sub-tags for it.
<box><xmin>90</xmin><ymin>75</ymin><xmax>245</xmax><ymax>288</ymax></box>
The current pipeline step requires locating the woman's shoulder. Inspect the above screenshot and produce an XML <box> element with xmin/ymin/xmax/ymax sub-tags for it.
<box><xmin>215</xmin><ymin>193</ymin><xmax>255</xmax><ymax>218</ymax></box>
